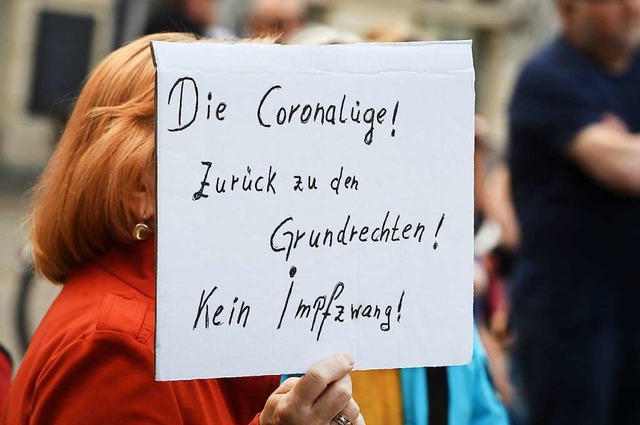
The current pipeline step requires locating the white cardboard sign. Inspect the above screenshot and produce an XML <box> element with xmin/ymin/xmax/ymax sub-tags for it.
<box><xmin>153</xmin><ymin>41</ymin><xmax>474</xmax><ymax>381</ymax></box>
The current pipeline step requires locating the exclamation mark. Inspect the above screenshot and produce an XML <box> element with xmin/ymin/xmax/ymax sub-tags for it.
<box><xmin>391</xmin><ymin>101</ymin><xmax>399</xmax><ymax>137</ymax></box>
<box><xmin>397</xmin><ymin>290</ymin><xmax>405</xmax><ymax>322</ymax></box>
<box><xmin>433</xmin><ymin>213</ymin><xmax>445</xmax><ymax>250</ymax></box>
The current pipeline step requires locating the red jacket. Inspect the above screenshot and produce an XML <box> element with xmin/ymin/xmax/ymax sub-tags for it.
<box><xmin>0</xmin><ymin>345</ymin><xmax>11</xmax><ymax>412</ymax></box>
<box><xmin>1</xmin><ymin>239</ymin><xmax>279</xmax><ymax>424</ymax></box>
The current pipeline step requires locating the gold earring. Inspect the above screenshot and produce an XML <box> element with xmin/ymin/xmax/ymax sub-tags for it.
<box><xmin>133</xmin><ymin>216</ymin><xmax>150</xmax><ymax>241</ymax></box>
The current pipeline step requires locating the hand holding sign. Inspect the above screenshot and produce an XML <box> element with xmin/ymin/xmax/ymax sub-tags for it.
<box><xmin>261</xmin><ymin>354</ymin><xmax>365</xmax><ymax>425</ymax></box>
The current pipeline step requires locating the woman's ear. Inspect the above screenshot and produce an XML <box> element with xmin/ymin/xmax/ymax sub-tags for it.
<box><xmin>131</xmin><ymin>172</ymin><xmax>156</xmax><ymax>223</ymax></box>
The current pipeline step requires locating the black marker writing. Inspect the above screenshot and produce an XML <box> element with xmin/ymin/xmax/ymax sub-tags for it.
<box><xmin>433</xmin><ymin>213</ymin><xmax>445</xmax><ymax>250</ymax></box>
<box><xmin>277</xmin><ymin>266</ymin><xmax>297</xmax><ymax>330</ymax></box>
<box><xmin>276</xmin><ymin>279</ymin><xmax>406</xmax><ymax>341</ymax></box>
<box><xmin>315</xmin><ymin>282</ymin><xmax>345</xmax><ymax>341</ymax></box>
<box><xmin>256</xmin><ymin>84</ymin><xmax>400</xmax><ymax>145</ymax></box>
<box><xmin>391</xmin><ymin>101</ymin><xmax>399</xmax><ymax>137</ymax></box>
<box><xmin>330</xmin><ymin>166</ymin><xmax>359</xmax><ymax>195</ymax></box>
<box><xmin>193</xmin><ymin>161</ymin><xmax>213</xmax><ymax>201</ymax></box>
<box><xmin>397</xmin><ymin>290</ymin><xmax>405</xmax><ymax>322</ymax></box>
<box><xmin>192</xmin><ymin>164</ymin><xmax>277</xmax><ymax>198</ymax></box>
<box><xmin>293</xmin><ymin>175</ymin><xmax>318</xmax><ymax>192</ymax></box>
<box><xmin>167</xmin><ymin>77</ymin><xmax>199</xmax><ymax>132</ymax></box>
<box><xmin>257</xmin><ymin>85</ymin><xmax>281</xmax><ymax>128</ymax></box>
<box><xmin>192</xmin><ymin>286</ymin><xmax>251</xmax><ymax>329</ymax></box>
<box><xmin>206</xmin><ymin>92</ymin><xmax>227</xmax><ymax>121</ymax></box>
<box><xmin>270</xmin><ymin>212</ymin><xmax>426</xmax><ymax>261</ymax></box>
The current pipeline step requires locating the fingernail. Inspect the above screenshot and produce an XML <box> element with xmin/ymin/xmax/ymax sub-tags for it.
<box><xmin>345</xmin><ymin>353</ymin><xmax>355</xmax><ymax>367</ymax></box>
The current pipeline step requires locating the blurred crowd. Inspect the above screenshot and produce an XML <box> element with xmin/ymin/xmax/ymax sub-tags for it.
<box><xmin>1</xmin><ymin>0</ymin><xmax>639</xmax><ymax>424</ymax></box>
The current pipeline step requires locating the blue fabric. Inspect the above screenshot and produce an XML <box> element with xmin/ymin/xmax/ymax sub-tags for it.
<box><xmin>510</xmin><ymin>313</ymin><xmax>619</xmax><ymax>425</ymax></box>
<box><xmin>446</xmin><ymin>328</ymin><xmax>509</xmax><ymax>425</ymax></box>
<box><xmin>399</xmin><ymin>326</ymin><xmax>508</xmax><ymax>425</ymax></box>
<box><xmin>399</xmin><ymin>368</ymin><xmax>427</xmax><ymax>425</ymax></box>
<box><xmin>508</xmin><ymin>36</ymin><xmax>640</xmax><ymax>324</ymax></box>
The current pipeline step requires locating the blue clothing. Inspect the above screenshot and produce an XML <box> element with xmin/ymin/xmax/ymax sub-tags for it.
<box><xmin>282</xmin><ymin>326</ymin><xmax>509</xmax><ymax>425</ymax></box>
<box><xmin>399</xmin><ymin>327</ymin><xmax>508</xmax><ymax>425</ymax></box>
<box><xmin>508</xmin><ymin>36</ymin><xmax>640</xmax><ymax>425</ymax></box>
<box><xmin>510</xmin><ymin>312</ymin><xmax>620</xmax><ymax>425</ymax></box>
<box><xmin>509</xmin><ymin>36</ymin><xmax>640</xmax><ymax>325</ymax></box>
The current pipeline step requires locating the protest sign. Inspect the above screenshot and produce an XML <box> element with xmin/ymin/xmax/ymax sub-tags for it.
<box><xmin>153</xmin><ymin>41</ymin><xmax>474</xmax><ymax>381</ymax></box>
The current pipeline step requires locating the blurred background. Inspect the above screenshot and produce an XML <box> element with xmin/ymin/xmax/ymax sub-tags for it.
<box><xmin>0</xmin><ymin>0</ymin><xmax>556</xmax><ymax>408</ymax></box>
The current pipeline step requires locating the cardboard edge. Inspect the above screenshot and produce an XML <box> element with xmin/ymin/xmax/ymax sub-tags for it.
<box><xmin>150</xmin><ymin>40</ymin><xmax>161</xmax><ymax>381</ymax></box>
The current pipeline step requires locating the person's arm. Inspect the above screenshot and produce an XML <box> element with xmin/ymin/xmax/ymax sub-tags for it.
<box><xmin>509</xmin><ymin>59</ymin><xmax>640</xmax><ymax>196</ymax></box>
<box><xmin>568</xmin><ymin>119</ymin><xmax>640</xmax><ymax>195</ymax></box>
<box><xmin>30</xmin><ymin>331</ymin><xmax>185</xmax><ymax>424</ymax></box>
<box><xmin>483</xmin><ymin>164</ymin><xmax>519</xmax><ymax>249</ymax></box>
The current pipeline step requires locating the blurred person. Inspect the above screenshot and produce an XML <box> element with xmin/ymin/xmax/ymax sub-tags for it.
<box><xmin>475</xmin><ymin>116</ymin><xmax>520</xmax><ymax>252</ymax></box>
<box><xmin>508</xmin><ymin>0</ymin><xmax>640</xmax><ymax>424</ymax></box>
<box><xmin>479</xmin><ymin>162</ymin><xmax>518</xmax><ymax>346</ymax></box>
<box><xmin>246</xmin><ymin>0</ymin><xmax>305</xmax><ymax>42</ymax></box>
<box><xmin>473</xmin><ymin>116</ymin><xmax>517</xmax><ymax>411</ymax></box>
<box><xmin>145</xmin><ymin>0</ymin><xmax>232</xmax><ymax>38</ymax></box>
<box><xmin>474</xmin><ymin>116</ymin><xmax>518</xmax><ymax>338</ymax></box>
<box><xmin>482</xmin><ymin>166</ymin><xmax>519</xmax><ymax>252</ymax></box>
<box><xmin>0</xmin><ymin>33</ymin><xmax>364</xmax><ymax>425</ymax></box>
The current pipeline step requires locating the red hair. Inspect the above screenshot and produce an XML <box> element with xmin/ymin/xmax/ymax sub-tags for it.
<box><xmin>30</xmin><ymin>33</ymin><xmax>197</xmax><ymax>283</ymax></box>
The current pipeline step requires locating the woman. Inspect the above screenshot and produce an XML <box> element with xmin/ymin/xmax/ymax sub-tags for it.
<box><xmin>1</xmin><ymin>33</ymin><xmax>363</xmax><ymax>425</ymax></box>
